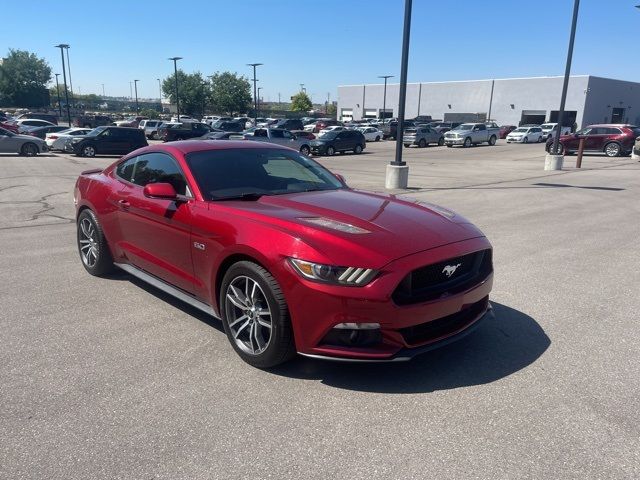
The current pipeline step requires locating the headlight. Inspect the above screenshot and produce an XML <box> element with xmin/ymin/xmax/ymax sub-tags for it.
<box><xmin>288</xmin><ymin>258</ymin><xmax>377</xmax><ymax>286</ymax></box>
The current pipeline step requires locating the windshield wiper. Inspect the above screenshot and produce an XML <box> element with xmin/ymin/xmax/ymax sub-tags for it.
<box><xmin>211</xmin><ymin>192</ymin><xmax>267</xmax><ymax>201</ymax></box>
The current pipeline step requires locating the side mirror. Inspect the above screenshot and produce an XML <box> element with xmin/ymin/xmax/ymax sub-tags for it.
<box><xmin>143</xmin><ymin>182</ymin><xmax>177</xmax><ymax>199</ymax></box>
<box><xmin>335</xmin><ymin>173</ymin><xmax>346</xmax><ymax>184</ymax></box>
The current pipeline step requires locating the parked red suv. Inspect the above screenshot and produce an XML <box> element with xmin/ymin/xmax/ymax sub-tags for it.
<box><xmin>546</xmin><ymin>124</ymin><xmax>640</xmax><ymax>157</ymax></box>
<box><xmin>499</xmin><ymin>125</ymin><xmax>517</xmax><ymax>139</ymax></box>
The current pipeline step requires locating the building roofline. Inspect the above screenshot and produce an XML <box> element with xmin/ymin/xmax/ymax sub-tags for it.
<box><xmin>338</xmin><ymin>75</ymin><xmax>594</xmax><ymax>88</ymax></box>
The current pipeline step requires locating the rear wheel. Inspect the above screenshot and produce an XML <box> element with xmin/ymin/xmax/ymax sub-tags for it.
<box><xmin>77</xmin><ymin>209</ymin><xmax>115</xmax><ymax>276</ymax></box>
<box><xmin>404</xmin><ymin>143</ymin><xmax>410</xmax><ymax>148</ymax></box>
<box><xmin>375</xmin><ymin>136</ymin><xmax>380</xmax><ymax>142</ymax></box>
<box><xmin>438</xmin><ymin>137</ymin><xmax>445</xmax><ymax>146</ymax></box>
<box><xmin>20</xmin><ymin>143</ymin><xmax>38</xmax><ymax>157</ymax></box>
<box><xmin>463</xmin><ymin>137</ymin><xmax>472</xmax><ymax>148</ymax></box>
<box><xmin>418</xmin><ymin>139</ymin><xmax>427</xmax><ymax>148</ymax></box>
<box><xmin>81</xmin><ymin>145</ymin><xmax>96</xmax><ymax>157</ymax></box>
<box><xmin>488</xmin><ymin>135</ymin><xmax>497</xmax><ymax>146</ymax></box>
<box><xmin>353</xmin><ymin>144</ymin><xmax>363</xmax><ymax>154</ymax></box>
<box><xmin>299</xmin><ymin>145</ymin><xmax>310</xmax><ymax>156</ymax></box>
<box><xmin>220</xmin><ymin>261</ymin><xmax>295</xmax><ymax>368</ymax></box>
<box><xmin>604</xmin><ymin>142</ymin><xmax>621</xmax><ymax>157</ymax></box>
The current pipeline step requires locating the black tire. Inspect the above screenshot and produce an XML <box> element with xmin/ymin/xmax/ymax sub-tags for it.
<box><xmin>546</xmin><ymin>142</ymin><xmax>564</xmax><ymax>154</ymax></box>
<box><xmin>353</xmin><ymin>144</ymin><xmax>363</xmax><ymax>154</ymax></box>
<box><xmin>151</xmin><ymin>131</ymin><xmax>158</xmax><ymax>140</ymax></box>
<box><xmin>464</xmin><ymin>137</ymin><xmax>472</xmax><ymax>148</ymax></box>
<box><xmin>446</xmin><ymin>144</ymin><xmax>452</xmax><ymax>148</ymax></box>
<box><xmin>523</xmin><ymin>137</ymin><xmax>529</xmax><ymax>144</ymax></box>
<box><xmin>537</xmin><ymin>135</ymin><xmax>544</xmax><ymax>143</ymax></box>
<box><xmin>326</xmin><ymin>146</ymin><xmax>335</xmax><ymax>156</ymax></box>
<box><xmin>20</xmin><ymin>143</ymin><xmax>38</xmax><ymax>157</ymax></box>
<box><xmin>375</xmin><ymin>136</ymin><xmax>380</xmax><ymax>142</ymax></box>
<box><xmin>438</xmin><ymin>137</ymin><xmax>444</xmax><ymax>146</ymax></box>
<box><xmin>81</xmin><ymin>144</ymin><xmax>96</xmax><ymax>157</ymax></box>
<box><xmin>220</xmin><ymin>261</ymin><xmax>295</xmax><ymax>368</ymax></box>
<box><xmin>404</xmin><ymin>143</ymin><xmax>410</xmax><ymax>148</ymax></box>
<box><xmin>488</xmin><ymin>135</ymin><xmax>497</xmax><ymax>146</ymax></box>
<box><xmin>604</xmin><ymin>142</ymin><xmax>621</xmax><ymax>157</ymax></box>
<box><xmin>300</xmin><ymin>145</ymin><xmax>310</xmax><ymax>156</ymax></box>
<box><xmin>76</xmin><ymin>209</ymin><xmax>115</xmax><ymax>277</ymax></box>
<box><xmin>418</xmin><ymin>139</ymin><xmax>427</xmax><ymax>148</ymax></box>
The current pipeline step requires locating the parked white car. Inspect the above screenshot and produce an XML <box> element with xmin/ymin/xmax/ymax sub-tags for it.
<box><xmin>506</xmin><ymin>126</ymin><xmax>544</xmax><ymax>143</ymax></box>
<box><xmin>318</xmin><ymin>125</ymin><xmax>346</xmax><ymax>136</ymax></box>
<box><xmin>138</xmin><ymin>120</ymin><xmax>164</xmax><ymax>139</ymax></box>
<box><xmin>13</xmin><ymin>118</ymin><xmax>55</xmax><ymax>133</ymax></box>
<box><xmin>540</xmin><ymin>123</ymin><xmax>572</xmax><ymax>140</ymax></box>
<box><xmin>45</xmin><ymin>128</ymin><xmax>92</xmax><ymax>150</ymax></box>
<box><xmin>170</xmin><ymin>115</ymin><xmax>197</xmax><ymax>124</ymax></box>
<box><xmin>357</xmin><ymin>126</ymin><xmax>384</xmax><ymax>142</ymax></box>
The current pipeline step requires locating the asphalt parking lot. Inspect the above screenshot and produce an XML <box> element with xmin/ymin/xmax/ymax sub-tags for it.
<box><xmin>1</xmin><ymin>140</ymin><xmax>639</xmax><ymax>479</ymax></box>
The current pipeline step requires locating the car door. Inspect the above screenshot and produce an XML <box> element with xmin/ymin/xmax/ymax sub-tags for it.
<box><xmin>0</xmin><ymin>129</ymin><xmax>20</xmax><ymax>153</ymax></box>
<box><xmin>269</xmin><ymin>129</ymin><xmax>286</xmax><ymax>146</ymax></box>
<box><xmin>114</xmin><ymin>151</ymin><xmax>196</xmax><ymax>292</ymax></box>
<box><xmin>584</xmin><ymin>127</ymin><xmax>605</xmax><ymax>151</ymax></box>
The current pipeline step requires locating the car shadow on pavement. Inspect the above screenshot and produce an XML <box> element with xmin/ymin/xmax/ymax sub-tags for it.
<box><xmin>271</xmin><ymin>302</ymin><xmax>550</xmax><ymax>393</ymax></box>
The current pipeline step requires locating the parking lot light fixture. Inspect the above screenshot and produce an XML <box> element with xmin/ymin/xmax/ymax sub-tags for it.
<box><xmin>257</xmin><ymin>87</ymin><xmax>263</xmax><ymax>117</ymax></box>
<box><xmin>378</xmin><ymin>75</ymin><xmax>394</xmax><ymax>121</ymax></box>
<box><xmin>54</xmin><ymin>73</ymin><xmax>62</xmax><ymax>117</ymax></box>
<box><xmin>546</xmin><ymin>0</ymin><xmax>580</xmax><ymax>171</ymax></box>
<box><xmin>54</xmin><ymin>44</ymin><xmax>72</xmax><ymax>127</ymax></box>
<box><xmin>247</xmin><ymin>63</ymin><xmax>263</xmax><ymax>124</ymax></box>
<box><xmin>134</xmin><ymin>80</ymin><xmax>140</xmax><ymax>114</ymax></box>
<box><xmin>385</xmin><ymin>0</ymin><xmax>412</xmax><ymax>189</ymax></box>
<box><xmin>169</xmin><ymin>57</ymin><xmax>183</xmax><ymax>121</ymax></box>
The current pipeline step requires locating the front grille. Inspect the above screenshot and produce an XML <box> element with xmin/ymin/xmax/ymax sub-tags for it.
<box><xmin>392</xmin><ymin>249</ymin><xmax>492</xmax><ymax>305</ymax></box>
<box><xmin>398</xmin><ymin>297</ymin><xmax>488</xmax><ymax>346</ymax></box>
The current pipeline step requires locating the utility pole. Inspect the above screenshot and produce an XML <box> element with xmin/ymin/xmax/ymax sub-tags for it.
<box><xmin>54</xmin><ymin>44</ymin><xmax>71</xmax><ymax>126</ymax></box>
<box><xmin>169</xmin><ymin>57</ymin><xmax>183</xmax><ymax>120</ymax></box>
<box><xmin>547</xmin><ymin>0</ymin><xmax>580</xmax><ymax>170</ymax></box>
<box><xmin>65</xmin><ymin>46</ymin><xmax>74</xmax><ymax>107</ymax></box>
<box><xmin>385</xmin><ymin>0</ymin><xmax>412</xmax><ymax>189</ymax></box>
<box><xmin>487</xmin><ymin>79</ymin><xmax>495</xmax><ymax>121</ymax></box>
<box><xmin>257</xmin><ymin>87</ymin><xmax>262</xmax><ymax>118</ymax></box>
<box><xmin>378</xmin><ymin>75</ymin><xmax>394</xmax><ymax>120</ymax></box>
<box><xmin>247</xmin><ymin>63</ymin><xmax>263</xmax><ymax>124</ymax></box>
<box><xmin>102</xmin><ymin>83</ymin><xmax>105</xmax><ymax>97</ymax></box>
<box><xmin>134</xmin><ymin>80</ymin><xmax>140</xmax><ymax>114</ymax></box>
<box><xmin>54</xmin><ymin>74</ymin><xmax>62</xmax><ymax>117</ymax></box>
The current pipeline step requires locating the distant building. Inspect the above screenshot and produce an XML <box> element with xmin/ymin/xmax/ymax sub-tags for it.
<box><xmin>337</xmin><ymin>75</ymin><xmax>640</xmax><ymax>128</ymax></box>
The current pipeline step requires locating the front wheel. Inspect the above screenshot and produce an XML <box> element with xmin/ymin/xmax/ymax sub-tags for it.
<box><xmin>81</xmin><ymin>145</ymin><xmax>96</xmax><ymax>157</ymax></box>
<box><xmin>220</xmin><ymin>261</ymin><xmax>295</xmax><ymax>368</ymax></box>
<box><xmin>299</xmin><ymin>145</ymin><xmax>310</xmax><ymax>156</ymax></box>
<box><xmin>20</xmin><ymin>143</ymin><xmax>38</xmax><ymax>157</ymax></box>
<box><xmin>404</xmin><ymin>143</ymin><xmax>410</xmax><ymax>148</ymax></box>
<box><xmin>353</xmin><ymin>144</ymin><xmax>363</xmax><ymax>154</ymax></box>
<box><xmin>418</xmin><ymin>139</ymin><xmax>427</xmax><ymax>148</ymax></box>
<box><xmin>438</xmin><ymin>137</ymin><xmax>444</xmax><ymax>146</ymax></box>
<box><xmin>463</xmin><ymin>137</ymin><xmax>472</xmax><ymax>148</ymax></box>
<box><xmin>523</xmin><ymin>137</ymin><xmax>529</xmax><ymax>144</ymax></box>
<box><xmin>326</xmin><ymin>146</ymin><xmax>335</xmax><ymax>156</ymax></box>
<box><xmin>77</xmin><ymin>209</ymin><xmax>115</xmax><ymax>276</ymax></box>
<box><xmin>375</xmin><ymin>136</ymin><xmax>380</xmax><ymax>142</ymax></box>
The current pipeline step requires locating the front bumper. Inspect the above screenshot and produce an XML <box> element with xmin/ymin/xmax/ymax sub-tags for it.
<box><xmin>506</xmin><ymin>137</ymin><xmax>524</xmax><ymax>143</ymax></box>
<box><xmin>310</xmin><ymin>144</ymin><xmax>328</xmax><ymax>154</ymax></box>
<box><xmin>444</xmin><ymin>137</ymin><xmax>464</xmax><ymax>145</ymax></box>
<box><xmin>283</xmin><ymin>236</ymin><xmax>493</xmax><ymax>361</ymax></box>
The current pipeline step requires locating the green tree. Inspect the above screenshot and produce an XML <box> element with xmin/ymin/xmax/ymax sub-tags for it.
<box><xmin>139</xmin><ymin>108</ymin><xmax>160</xmax><ymax>119</ymax></box>
<box><xmin>162</xmin><ymin>70</ymin><xmax>208</xmax><ymax>116</ymax></box>
<box><xmin>326</xmin><ymin>103</ymin><xmax>337</xmax><ymax>117</ymax></box>
<box><xmin>0</xmin><ymin>49</ymin><xmax>52</xmax><ymax>108</ymax></box>
<box><xmin>208</xmin><ymin>71</ymin><xmax>252</xmax><ymax>116</ymax></box>
<box><xmin>291</xmin><ymin>91</ymin><xmax>313</xmax><ymax>112</ymax></box>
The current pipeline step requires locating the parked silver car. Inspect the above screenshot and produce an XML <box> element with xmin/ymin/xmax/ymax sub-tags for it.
<box><xmin>138</xmin><ymin>120</ymin><xmax>165</xmax><ymax>139</ymax></box>
<box><xmin>444</xmin><ymin>123</ymin><xmax>499</xmax><ymax>147</ymax></box>
<box><xmin>0</xmin><ymin>126</ymin><xmax>48</xmax><ymax>156</ymax></box>
<box><xmin>403</xmin><ymin>126</ymin><xmax>445</xmax><ymax>148</ymax></box>
<box><xmin>243</xmin><ymin>128</ymin><xmax>312</xmax><ymax>155</ymax></box>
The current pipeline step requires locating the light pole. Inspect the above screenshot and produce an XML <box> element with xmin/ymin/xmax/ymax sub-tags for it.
<box><xmin>134</xmin><ymin>80</ymin><xmax>140</xmax><ymax>114</ymax></box>
<box><xmin>64</xmin><ymin>46</ymin><xmax>74</xmax><ymax>107</ymax></box>
<box><xmin>54</xmin><ymin>74</ymin><xmax>62</xmax><ymax>117</ymax></box>
<box><xmin>201</xmin><ymin>82</ymin><xmax>207</xmax><ymax>117</ymax></box>
<box><xmin>300</xmin><ymin>83</ymin><xmax>305</xmax><ymax>93</ymax></box>
<box><xmin>247</xmin><ymin>63</ymin><xmax>262</xmax><ymax>124</ymax></box>
<box><xmin>378</xmin><ymin>75</ymin><xmax>394</xmax><ymax>120</ymax></box>
<box><xmin>547</xmin><ymin>0</ymin><xmax>580</xmax><ymax>170</ymax></box>
<box><xmin>101</xmin><ymin>83</ymin><xmax>105</xmax><ymax>97</ymax></box>
<box><xmin>54</xmin><ymin>44</ymin><xmax>71</xmax><ymax>126</ymax></box>
<box><xmin>129</xmin><ymin>82</ymin><xmax>133</xmax><ymax>101</ymax></box>
<box><xmin>386</xmin><ymin>0</ymin><xmax>412</xmax><ymax>189</ymax></box>
<box><xmin>157</xmin><ymin>78</ymin><xmax>162</xmax><ymax>112</ymax></box>
<box><xmin>169</xmin><ymin>57</ymin><xmax>183</xmax><ymax>120</ymax></box>
<box><xmin>257</xmin><ymin>87</ymin><xmax>262</xmax><ymax>118</ymax></box>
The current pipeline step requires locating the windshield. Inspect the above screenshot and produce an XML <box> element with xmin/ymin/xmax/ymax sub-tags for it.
<box><xmin>318</xmin><ymin>131</ymin><xmax>339</xmax><ymax>140</ymax></box>
<box><xmin>513</xmin><ymin>128</ymin><xmax>528</xmax><ymax>133</ymax></box>
<box><xmin>186</xmin><ymin>147</ymin><xmax>344</xmax><ymax>200</ymax></box>
<box><xmin>86</xmin><ymin>126</ymin><xmax>107</xmax><ymax>137</ymax></box>
<box><xmin>454</xmin><ymin>124</ymin><xmax>473</xmax><ymax>131</ymax></box>
<box><xmin>541</xmin><ymin>124</ymin><xmax>554</xmax><ymax>130</ymax></box>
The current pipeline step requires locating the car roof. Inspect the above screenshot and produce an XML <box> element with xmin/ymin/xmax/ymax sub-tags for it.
<box><xmin>139</xmin><ymin>140</ymin><xmax>289</xmax><ymax>156</ymax></box>
<box><xmin>587</xmin><ymin>124</ymin><xmax>634</xmax><ymax>127</ymax></box>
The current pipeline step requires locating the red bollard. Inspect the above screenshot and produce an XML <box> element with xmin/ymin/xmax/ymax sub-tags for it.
<box><xmin>576</xmin><ymin>137</ymin><xmax>585</xmax><ymax>168</ymax></box>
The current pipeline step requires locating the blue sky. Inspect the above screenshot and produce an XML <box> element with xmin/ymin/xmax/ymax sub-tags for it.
<box><xmin>1</xmin><ymin>0</ymin><xmax>639</xmax><ymax>102</ymax></box>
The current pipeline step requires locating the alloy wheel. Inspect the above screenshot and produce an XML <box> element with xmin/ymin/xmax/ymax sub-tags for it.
<box><xmin>605</xmin><ymin>143</ymin><xmax>620</xmax><ymax>157</ymax></box>
<box><xmin>225</xmin><ymin>276</ymin><xmax>272</xmax><ymax>356</ymax></box>
<box><xmin>79</xmin><ymin>218</ymin><xmax>99</xmax><ymax>267</ymax></box>
<box><xmin>83</xmin><ymin>145</ymin><xmax>96</xmax><ymax>157</ymax></box>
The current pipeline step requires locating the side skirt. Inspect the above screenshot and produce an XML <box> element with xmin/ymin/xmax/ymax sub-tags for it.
<box><xmin>115</xmin><ymin>262</ymin><xmax>220</xmax><ymax>319</ymax></box>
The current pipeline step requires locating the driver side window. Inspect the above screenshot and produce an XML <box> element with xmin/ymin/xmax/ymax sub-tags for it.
<box><xmin>129</xmin><ymin>153</ymin><xmax>189</xmax><ymax>195</ymax></box>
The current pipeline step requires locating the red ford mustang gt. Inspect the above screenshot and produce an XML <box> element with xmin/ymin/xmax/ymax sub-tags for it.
<box><xmin>74</xmin><ymin>141</ymin><xmax>493</xmax><ymax>367</ymax></box>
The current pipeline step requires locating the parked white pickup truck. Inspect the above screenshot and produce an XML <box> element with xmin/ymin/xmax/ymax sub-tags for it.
<box><xmin>540</xmin><ymin>123</ymin><xmax>572</xmax><ymax>140</ymax></box>
<box><xmin>243</xmin><ymin>128</ymin><xmax>312</xmax><ymax>156</ymax></box>
<box><xmin>444</xmin><ymin>122</ymin><xmax>500</xmax><ymax>147</ymax></box>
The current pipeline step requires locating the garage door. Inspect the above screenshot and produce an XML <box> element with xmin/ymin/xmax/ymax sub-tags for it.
<box><xmin>341</xmin><ymin>109</ymin><xmax>353</xmax><ymax>122</ymax></box>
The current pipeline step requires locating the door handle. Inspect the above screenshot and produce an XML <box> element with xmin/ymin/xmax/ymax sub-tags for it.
<box><xmin>118</xmin><ymin>199</ymin><xmax>130</xmax><ymax>208</ymax></box>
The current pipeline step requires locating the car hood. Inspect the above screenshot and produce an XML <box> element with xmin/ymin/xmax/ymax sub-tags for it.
<box><xmin>211</xmin><ymin>189</ymin><xmax>485</xmax><ymax>267</ymax></box>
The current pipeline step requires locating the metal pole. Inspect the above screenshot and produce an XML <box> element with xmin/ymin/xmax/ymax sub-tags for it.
<box><xmin>257</xmin><ymin>87</ymin><xmax>262</xmax><ymax>118</ymax></box>
<box><xmin>129</xmin><ymin>82</ymin><xmax>133</xmax><ymax>101</ymax></box>
<box><xmin>102</xmin><ymin>83</ymin><xmax>105</xmax><ymax>97</ymax></box>
<box><xmin>379</xmin><ymin>75</ymin><xmax>393</xmax><ymax>120</ymax></box>
<box><xmin>362</xmin><ymin>85</ymin><xmax>366</xmax><ymax>120</ymax></box>
<box><xmin>552</xmin><ymin>0</ymin><xmax>580</xmax><ymax>155</ymax></box>
<box><xmin>55</xmin><ymin>45</ymin><xmax>71</xmax><ymax>127</ymax></box>
<box><xmin>157</xmin><ymin>78</ymin><xmax>162</xmax><ymax>112</ymax></box>
<box><xmin>169</xmin><ymin>57</ymin><xmax>182</xmax><ymax>120</ymax></box>
<box><xmin>417</xmin><ymin>83</ymin><xmax>422</xmax><ymax>117</ymax></box>
<box><xmin>55</xmin><ymin>74</ymin><xmax>62</xmax><ymax>117</ymax></box>
<box><xmin>134</xmin><ymin>80</ymin><xmax>139</xmax><ymax>114</ymax></box>
<box><xmin>393</xmin><ymin>0</ymin><xmax>413</xmax><ymax>166</ymax></box>
<box><xmin>247</xmin><ymin>63</ymin><xmax>262</xmax><ymax>124</ymax></box>
<box><xmin>488</xmin><ymin>79</ymin><xmax>495</xmax><ymax>121</ymax></box>
<box><xmin>65</xmin><ymin>46</ymin><xmax>74</xmax><ymax>107</ymax></box>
